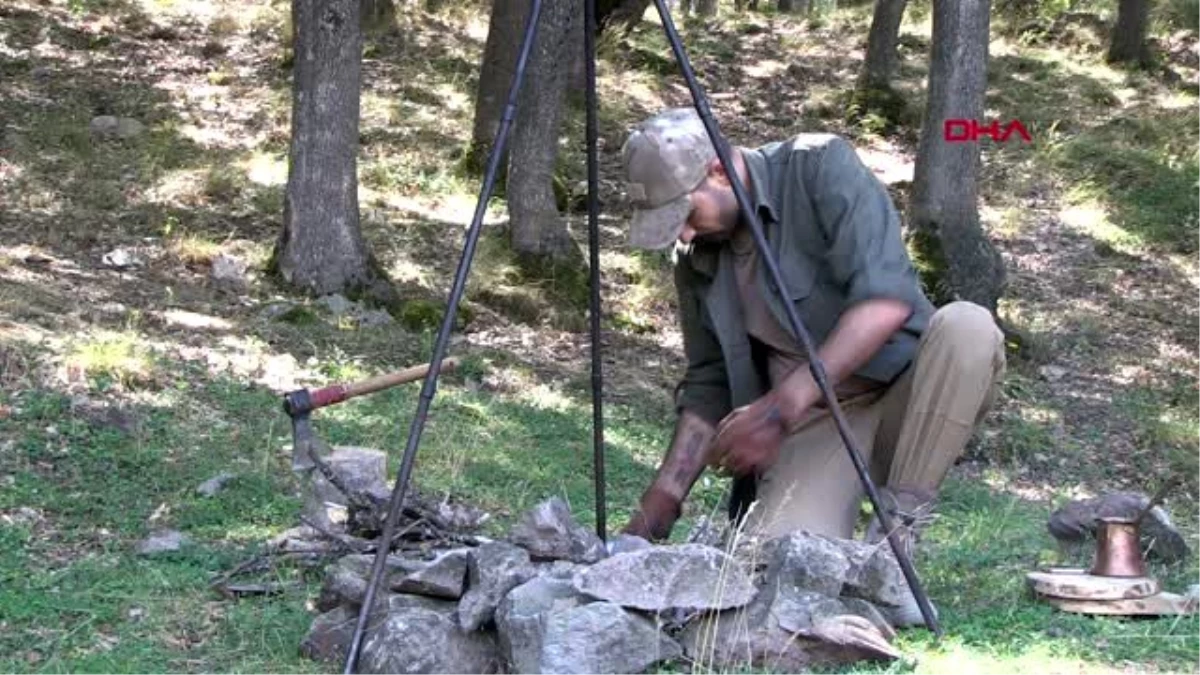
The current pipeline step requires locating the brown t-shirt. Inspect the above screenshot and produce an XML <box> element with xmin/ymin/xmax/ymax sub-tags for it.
<box><xmin>730</xmin><ymin>225</ymin><xmax>883</xmax><ymax>399</ymax></box>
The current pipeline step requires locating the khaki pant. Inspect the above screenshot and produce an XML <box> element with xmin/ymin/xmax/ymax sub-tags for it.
<box><xmin>741</xmin><ymin>301</ymin><xmax>1007</xmax><ymax>540</ymax></box>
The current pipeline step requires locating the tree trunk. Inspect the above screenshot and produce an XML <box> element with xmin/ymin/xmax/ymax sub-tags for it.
<box><xmin>696</xmin><ymin>0</ymin><xmax>718</xmax><ymax>16</ymax></box>
<box><xmin>907</xmin><ymin>0</ymin><xmax>1004</xmax><ymax>313</ymax></box>
<box><xmin>507</xmin><ymin>0</ymin><xmax>580</xmax><ymax>259</ymax></box>
<box><xmin>467</xmin><ymin>0</ymin><xmax>529</xmax><ymax>176</ymax></box>
<box><xmin>278</xmin><ymin>0</ymin><xmax>385</xmax><ymax>298</ymax></box>
<box><xmin>1107</xmin><ymin>0</ymin><xmax>1151</xmax><ymax>66</ymax></box>
<box><xmin>860</xmin><ymin>0</ymin><xmax>909</xmax><ymax>90</ymax></box>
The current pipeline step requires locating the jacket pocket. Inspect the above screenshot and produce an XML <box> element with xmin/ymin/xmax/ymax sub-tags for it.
<box><xmin>777</xmin><ymin>253</ymin><xmax>816</xmax><ymax>301</ymax></box>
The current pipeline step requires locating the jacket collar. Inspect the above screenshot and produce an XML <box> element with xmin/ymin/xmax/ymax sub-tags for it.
<box><xmin>678</xmin><ymin>147</ymin><xmax>779</xmax><ymax>280</ymax></box>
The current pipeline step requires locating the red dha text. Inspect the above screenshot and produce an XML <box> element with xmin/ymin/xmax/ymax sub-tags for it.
<box><xmin>943</xmin><ymin>119</ymin><xmax>1032</xmax><ymax>143</ymax></box>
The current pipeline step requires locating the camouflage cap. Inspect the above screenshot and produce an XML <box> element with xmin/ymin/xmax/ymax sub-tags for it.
<box><xmin>621</xmin><ymin>108</ymin><xmax>716</xmax><ymax>250</ymax></box>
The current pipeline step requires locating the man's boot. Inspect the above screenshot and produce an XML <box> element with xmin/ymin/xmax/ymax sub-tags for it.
<box><xmin>865</xmin><ymin>485</ymin><xmax>939</xmax><ymax>627</ymax></box>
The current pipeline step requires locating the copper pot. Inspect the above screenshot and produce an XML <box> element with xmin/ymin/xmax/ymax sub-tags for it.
<box><xmin>1091</xmin><ymin>516</ymin><xmax>1147</xmax><ymax>578</ymax></box>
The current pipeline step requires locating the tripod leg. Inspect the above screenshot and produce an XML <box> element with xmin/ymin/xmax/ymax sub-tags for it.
<box><xmin>341</xmin><ymin>0</ymin><xmax>549</xmax><ymax>671</ymax></box>
<box><xmin>584</xmin><ymin>0</ymin><xmax>607</xmax><ymax>542</ymax></box>
<box><xmin>644</xmin><ymin>0</ymin><xmax>943</xmax><ymax>638</ymax></box>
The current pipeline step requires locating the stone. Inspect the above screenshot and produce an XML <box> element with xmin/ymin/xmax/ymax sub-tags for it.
<box><xmin>209</xmin><ymin>253</ymin><xmax>248</xmax><ymax>288</ymax></box>
<box><xmin>540</xmin><ymin>560</ymin><xmax>580</xmax><ymax>579</ymax></box>
<box><xmin>317</xmin><ymin>554</ymin><xmax>426</xmax><ymax>611</ymax></box>
<box><xmin>318</xmin><ymin>293</ymin><xmax>356</xmax><ymax>316</ymax></box>
<box><xmin>840</xmin><ymin>597</ymin><xmax>898</xmax><ymax>641</ymax></box>
<box><xmin>301</xmin><ymin>605</ymin><xmax>356</xmax><ymax>664</ymax></box>
<box><xmin>356</xmin><ymin>309</ymin><xmax>395</xmax><ymax>327</ymax></box>
<box><xmin>89</xmin><ymin>116</ymin><xmax>145</xmax><ymax>140</ymax></box>
<box><xmin>101</xmin><ymin>247</ymin><xmax>144</xmax><ymax>269</ymax></box>
<box><xmin>89</xmin><ymin>115</ymin><xmax>120</xmax><ymax>137</ymax></box>
<box><xmin>509</xmin><ymin>497</ymin><xmax>606</xmax><ymax>564</ymax></box>
<box><xmin>538</xmin><ymin>602</ymin><xmax>682</xmax><ymax>674</ymax></box>
<box><xmin>573</xmin><ymin>544</ymin><xmax>755</xmax><ymax>612</ymax></box>
<box><xmin>680</xmin><ymin>573</ymin><xmax>899</xmax><ymax>671</ymax></box>
<box><xmin>495</xmin><ymin>575</ymin><xmax>590</xmax><ymax>673</ymax></box>
<box><xmin>834</xmin><ymin>539</ymin><xmax>910</xmax><ymax>610</ymax></box>
<box><xmin>762</xmin><ymin>531</ymin><xmax>852</xmax><ymax>597</ymax></box>
<box><xmin>604</xmin><ymin>533</ymin><xmax>652</xmax><ymax>557</ymax></box>
<box><xmin>360</xmin><ymin>596</ymin><xmax>501</xmax><ymax>674</ymax></box>
<box><xmin>136</xmin><ymin>529</ymin><xmax>189</xmax><ymax>556</ymax></box>
<box><xmin>458</xmin><ymin>542</ymin><xmax>536</xmax><ymax>631</ymax></box>
<box><xmin>394</xmin><ymin>548</ymin><xmax>468</xmax><ymax>599</ymax></box>
<box><xmin>676</xmin><ymin>533</ymin><xmax>903</xmax><ymax>670</ymax></box>
<box><xmin>196</xmin><ymin>472</ymin><xmax>236</xmax><ymax>497</ymax></box>
<box><xmin>306</xmin><ymin>446</ymin><xmax>388</xmax><ymax>529</ymax></box>
<box><xmin>115</xmin><ymin>117</ymin><xmax>146</xmax><ymax>139</ymax></box>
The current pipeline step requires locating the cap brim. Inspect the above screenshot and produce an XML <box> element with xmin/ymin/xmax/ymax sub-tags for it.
<box><xmin>629</xmin><ymin>195</ymin><xmax>691</xmax><ymax>250</ymax></box>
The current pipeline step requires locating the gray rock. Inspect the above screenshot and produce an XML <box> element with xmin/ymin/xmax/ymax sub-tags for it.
<box><xmin>539</xmin><ymin>602</ymin><xmax>682</xmax><ymax>674</ymax></box>
<box><xmin>605</xmin><ymin>533</ymin><xmax>652</xmax><ymax>556</ymax></box>
<box><xmin>509</xmin><ymin>497</ymin><xmax>606</xmax><ymax>564</ymax></box>
<box><xmin>196</xmin><ymin>472</ymin><xmax>235</xmax><ymax>497</ymax></box>
<box><xmin>89</xmin><ymin>115</ymin><xmax>120</xmax><ymax>137</ymax></box>
<box><xmin>676</xmin><ymin>533</ymin><xmax>904</xmax><ymax>671</ymax></box>
<box><xmin>458</xmin><ymin>542</ymin><xmax>536</xmax><ymax>631</ymax></box>
<box><xmin>317</xmin><ymin>554</ymin><xmax>426</xmax><ymax>611</ymax></box>
<box><xmin>301</xmin><ymin>605</ymin><xmax>356</xmax><ymax>664</ymax></box>
<box><xmin>306</xmin><ymin>446</ymin><xmax>388</xmax><ymax>529</ymax></box>
<box><xmin>101</xmin><ymin>247</ymin><xmax>144</xmax><ymax>269</ymax></box>
<box><xmin>89</xmin><ymin>116</ymin><xmax>145</xmax><ymax>140</ymax></box>
<box><xmin>356</xmin><ymin>309</ymin><xmax>395</xmax><ymax>327</ymax></box>
<box><xmin>318</xmin><ymin>293</ymin><xmax>356</xmax><ymax>316</ymax></box>
<box><xmin>762</xmin><ymin>532</ymin><xmax>911</xmax><ymax>615</ymax></box>
<box><xmin>361</xmin><ymin>596</ymin><xmax>501</xmax><ymax>674</ymax></box>
<box><xmin>394</xmin><ymin>548</ymin><xmax>468</xmax><ymax>599</ymax></box>
<box><xmin>495</xmin><ymin>575</ymin><xmax>591</xmax><ymax>673</ymax></box>
<box><xmin>540</xmin><ymin>559</ymin><xmax>580</xmax><ymax>579</ymax></box>
<box><xmin>762</xmin><ymin>531</ymin><xmax>852</xmax><ymax>597</ymax></box>
<box><xmin>680</xmin><ymin>575</ymin><xmax>899</xmax><ymax>671</ymax></box>
<box><xmin>840</xmin><ymin>597</ymin><xmax>898</xmax><ymax>641</ymax></box>
<box><xmin>136</xmin><ymin>529</ymin><xmax>190</xmax><ymax>556</ymax></box>
<box><xmin>209</xmin><ymin>253</ymin><xmax>248</xmax><ymax>287</ymax></box>
<box><xmin>573</xmin><ymin>544</ymin><xmax>755</xmax><ymax>612</ymax></box>
<box><xmin>115</xmin><ymin>117</ymin><xmax>145</xmax><ymax>139</ymax></box>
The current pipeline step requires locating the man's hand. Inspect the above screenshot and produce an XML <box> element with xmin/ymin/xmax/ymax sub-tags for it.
<box><xmin>711</xmin><ymin>390</ymin><xmax>797</xmax><ymax>477</ymax></box>
<box><xmin>622</xmin><ymin>485</ymin><xmax>683</xmax><ymax>541</ymax></box>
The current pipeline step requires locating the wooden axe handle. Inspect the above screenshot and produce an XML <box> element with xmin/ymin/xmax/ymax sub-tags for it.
<box><xmin>345</xmin><ymin>358</ymin><xmax>459</xmax><ymax>397</ymax></box>
<box><xmin>308</xmin><ymin>358</ymin><xmax>459</xmax><ymax>409</ymax></box>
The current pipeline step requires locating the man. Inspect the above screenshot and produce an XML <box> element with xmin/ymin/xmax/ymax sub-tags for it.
<box><xmin>619</xmin><ymin>108</ymin><xmax>1006</xmax><ymax>560</ymax></box>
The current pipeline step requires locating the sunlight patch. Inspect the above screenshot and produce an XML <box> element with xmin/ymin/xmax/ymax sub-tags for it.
<box><xmin>243</xmin><ymin>152</ymin><xmax>287</xmax><ymax>186</ymax></box>
<box><xmin>911</xmin><ymin>640</ymin><xmax>1121</xmax><ymax>674</ymax></box>
<box><xmin>518</xmin><ymin>383</ymin><xmax>576</xmax><ymax>413</ymax></box>
<box><xmin>1059</xmin><ymin>198</ymin><xmax>1143</xmax><ymax>253</ymax></box>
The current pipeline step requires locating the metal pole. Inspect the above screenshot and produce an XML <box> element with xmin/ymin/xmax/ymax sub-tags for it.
<box><xmin>584</xmin><ymin>0</ymin><xmax>607</xmax><ymax>542</ymax></box>
<box><xmin>340</xmin><ymin>0</ymin><xmax>547</xmax><ymax>670</ymax></box>
<box><xmin>647</xmin><ymin>0</ymin><xmax>943</xmax><ymax>638</ymax></box>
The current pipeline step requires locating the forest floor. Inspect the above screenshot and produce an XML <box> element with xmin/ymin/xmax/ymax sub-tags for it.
<box><xmin>0</xmin><ymin>0</ymin><xmax>1197</xmax><ymax>672</ymax></box>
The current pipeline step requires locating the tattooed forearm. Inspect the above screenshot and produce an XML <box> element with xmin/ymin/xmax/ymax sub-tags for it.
<box><xmin>660</xmin><ymin>412</ymin><xmax>716</xmax><ymax>498</ymax></box>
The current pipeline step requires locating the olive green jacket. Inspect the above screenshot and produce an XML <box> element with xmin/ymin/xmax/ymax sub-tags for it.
<box><xmin>672</xmin><ymin>134</ymin><xmax>936</xmax><ymax>426</ymax></box>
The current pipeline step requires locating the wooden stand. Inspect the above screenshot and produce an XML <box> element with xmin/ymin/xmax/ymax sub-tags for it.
<box><xmin>1026</xmin><ymin>568</ymin><xmax>1198</xmax><ymax>616</ymax></box>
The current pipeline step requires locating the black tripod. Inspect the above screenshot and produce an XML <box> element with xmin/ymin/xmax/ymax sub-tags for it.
<box><xmin>342</xmin><ymin>1</ymin><xmax>942</xmax><ymax>670</ymax></box>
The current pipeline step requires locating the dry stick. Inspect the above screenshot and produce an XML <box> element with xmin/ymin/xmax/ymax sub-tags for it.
<box><xmin>299</xmin><ymin>515</ymin><xmax>374</xmax><ymax>553</ymax></box>
<box><xmin>209</xmin><ymin>550</ymin><xmax>330</xmax><ymax>587</ymax></box>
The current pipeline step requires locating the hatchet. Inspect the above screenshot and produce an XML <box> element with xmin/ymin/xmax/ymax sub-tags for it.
<box><xmin>283</xmin><ymin>358</ymin><xmax>459</xmax><ymax>471</ymax></box>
